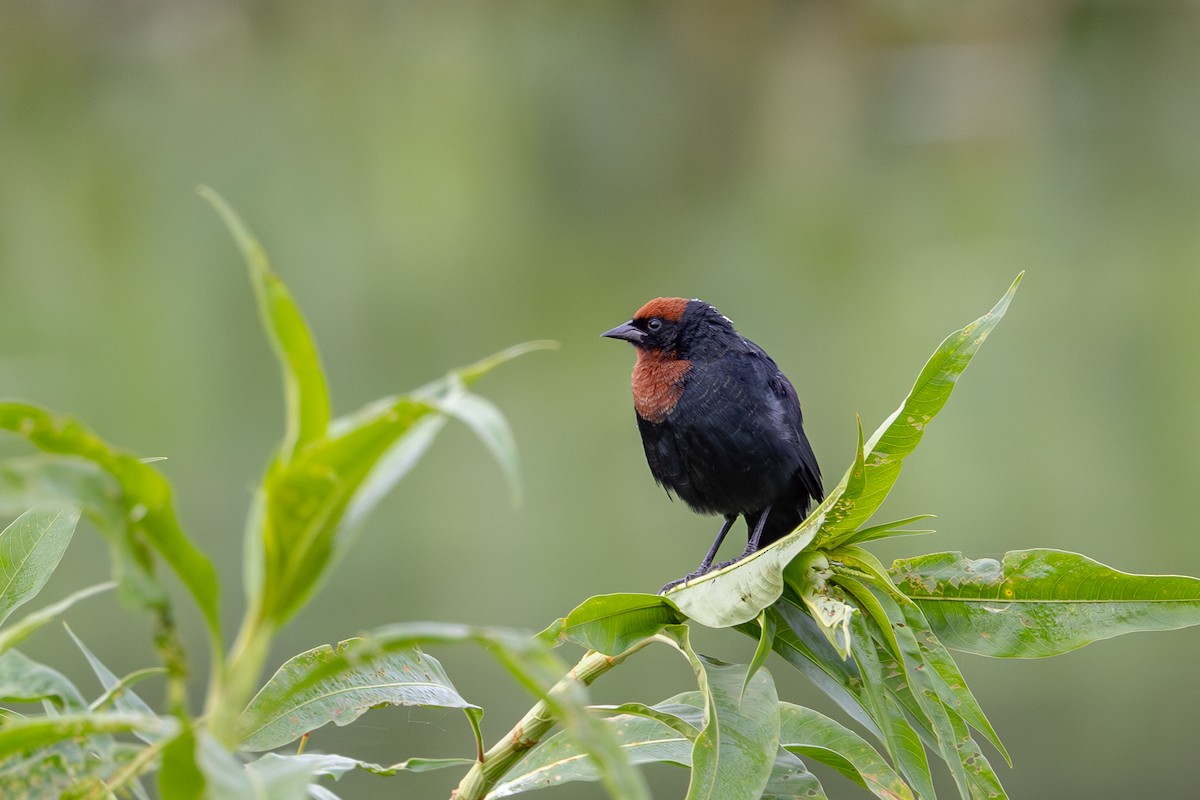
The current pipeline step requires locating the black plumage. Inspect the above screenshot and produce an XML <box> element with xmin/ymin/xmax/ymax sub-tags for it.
<box><xmin>603</xmin><ymin>297</ymin><xmax>823</xmax><ymax>579</ymax></box>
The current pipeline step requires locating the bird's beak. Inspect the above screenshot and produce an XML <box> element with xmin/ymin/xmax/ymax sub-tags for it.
<box><xmin>601</xmin><ymin>320</ymin><xmax>644</xmax><ymax>345</ymax></box>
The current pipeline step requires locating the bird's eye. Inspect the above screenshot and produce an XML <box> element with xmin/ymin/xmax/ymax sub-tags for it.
<box><xmin>647</xmin><ymin>318</ymin><xmax>663</xmax><ymax>332</ymax></box>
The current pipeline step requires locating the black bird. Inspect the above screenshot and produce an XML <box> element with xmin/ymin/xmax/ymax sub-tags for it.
<box><xmin>603</xmin><ymin>297</ymin><xmax>823</xmax><ymax>580</ymax></box>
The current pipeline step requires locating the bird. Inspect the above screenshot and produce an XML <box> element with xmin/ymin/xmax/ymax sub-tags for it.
<box><xmin>602</xmin><ymin>297</ymin><xmax>823</xmax><ymax>585</ymax></box>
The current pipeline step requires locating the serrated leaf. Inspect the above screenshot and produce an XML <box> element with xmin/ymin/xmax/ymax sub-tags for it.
<box><xmin>238</xmin><ymin>639</ymin><xmax>478</xmax><ymax>751</ymax></box>
<box><xmin>892</xmin><ymin>548</ymin><xmax>1200</xmax><ymax>658</ymax></box>
<box><xmin>0</xmin><ymin>507</ymin><xmax>80</xmax><ymax>626</ymax></box>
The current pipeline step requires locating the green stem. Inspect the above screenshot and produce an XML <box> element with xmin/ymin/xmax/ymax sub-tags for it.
<box><xmin>204</xmin><ymin>603</ymin><xmax>276</xmax><ymax>747</ymax></box>
<box><xmin>453</xmin><ymin>639</ymin><xmax>652</xmax><ymax>800</ymax></box>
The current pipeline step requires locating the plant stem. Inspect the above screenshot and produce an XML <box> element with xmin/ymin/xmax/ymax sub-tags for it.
<box><xmin>453</xmin><ymin>639</ymin><xmax>652</xmax><ymax>800</ymax></box>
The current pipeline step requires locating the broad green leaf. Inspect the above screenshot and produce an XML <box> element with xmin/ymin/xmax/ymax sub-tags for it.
<box><xmin>0</xmin><ymin>738</ymin><xmax>145</xmax><ymax>800</ymax></box>
<box><xmin>0</xmin><ymin>649</ymin><xmax>86</xmax><ymax>710</ymax></box>
<box><xmin>200</xmin><ymin>186</ymin><xmax>330</xmax><ymax>460</ymax></box>
<box><xmin>0</xmin><ymin>404</ymin><xmax>222</xmax><ymax>645</ymax></box>
<box><xmin>0</xmin><ymin>582</ymin><xmax>114</xmax><ymax>656</ymax></box>
<box><xmin>892</xmin><ymin>548</ymin><xmax>1200</xmax><ymax>658</ymax></box>
<box><xmin>238</xmin><ymin>639</ymin><xmax>478</xmax><ymax>751</ymax></box>
<box><xmin>312</xmin><ymin>622</ymin><xmax>649</xmax><ymax>800</ymax></box>
<box><xmin>690</xmin><ymin>657</ymin><xmax>779</xmax><ymax>800</ymax></box>
<box><xmin>546</xmin><ymin>593</ymin><xmax>682</xmax><ymax>655</ymax></box>
<box><xmin>657</xmin><ymin>626</ymin><xmax>780</xmax><ymax>800</ymax></box>
<box><xmin>817</xmin><ymin>273</ymin><xmax>1022</xmax><ymax>548</ymax></box>
<box><xmin>777</xmin><ymin>702</ymin><xmax>914</xmax><ymax>800</ymax></box>
<box><xmin>0</xmin><ymin>506</ymin><xmax>79</xmax><ymax>625</ymax></box>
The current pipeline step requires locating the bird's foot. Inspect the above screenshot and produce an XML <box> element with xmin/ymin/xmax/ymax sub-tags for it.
<box><xmin>658</xmin><ymin>567</ymin><xmax>711</xmax><ymax>594</ymax></box>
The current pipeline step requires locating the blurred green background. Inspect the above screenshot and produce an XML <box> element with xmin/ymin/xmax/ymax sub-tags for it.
<box><xmin>2</xmin><ymin>2</ymin><xmax>1199</xmax><ymax>798</ymax></box>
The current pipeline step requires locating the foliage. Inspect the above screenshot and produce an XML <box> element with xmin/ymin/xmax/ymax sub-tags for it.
<box><xmin>1</xmin><ymin>201</ymin><xmax>1198</xmax><ymax>800</ymax></box>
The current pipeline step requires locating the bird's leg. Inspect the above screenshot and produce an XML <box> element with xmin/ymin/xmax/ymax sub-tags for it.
<box><xmin>659</xmin><ymin>514</ymin><xmax>737</xmax><ymax>593</ymax></box>
<box><xmin>742</xmin><ymin>505</ymin><xmax>774</xmax><ymax>556</ymax></box>
<box><xmin>698</xmin><ymin>514</ymin><xmax>738</xmax><ymax>574</ymax></box>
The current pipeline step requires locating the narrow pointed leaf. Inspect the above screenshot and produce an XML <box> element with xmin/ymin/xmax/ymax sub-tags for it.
<box><xmin>892</xmin><ymin>549</ymin><xmax>1200</xmax><ymax>658</ymax></box>
<box><xmin>848</xmin><ymin>614</ymin><xmax>934</xmax><ymax>800</ymax></box>
<box><xmin>0</xmin><ymin>582</ymin><xmax>114</xmax><ymax>656</ymax></box>
<box><xmin>238</xmin><ymin>639</ymin><xmax>478</xmax><ymax>751</ymax></box>
<box><xmin>200</xmin><ymin>186</ymin><xmax>330</xmax><ymax>459</ymax></box>
<box><xmin>742</xmin><ymin>609</ymin><xmax>777</xmax><ymax>701</ymax></box>
<box><xmin>818</xmin><ymin>273</ymin><xmax>1022</xmax><ymax>548</ymax></box>
<box><xmin>65</xmin><ymin>625</ymin><xmax>160</xmax><ymax>744</ymax></box>
<box><xmin>840</xmin><ymin>515</ymin><xmax>937</xmax><ymax>546</ymax></box>
<box><xmin>0</xmin><ymin>507</ymin><xmax>80</xmax><ymax>625</ymax></box>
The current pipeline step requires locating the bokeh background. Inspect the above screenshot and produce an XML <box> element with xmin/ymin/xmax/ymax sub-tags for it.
<box><xmin>2</xmin><ymin>2</ymin><xmax>1199</xmax><ymax>798</ymax></box>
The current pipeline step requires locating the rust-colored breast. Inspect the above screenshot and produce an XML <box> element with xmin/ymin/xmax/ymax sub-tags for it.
<box><xmin>632</xmin><ymin>349</ymin><xmax>691</xmax><ymax>423</ymax></box>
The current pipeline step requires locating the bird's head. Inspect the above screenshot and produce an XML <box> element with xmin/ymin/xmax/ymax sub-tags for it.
<box><xmin>602</xmin><ymin>297</ymin><xmax>736</xmax><ymax>359</ymax></box>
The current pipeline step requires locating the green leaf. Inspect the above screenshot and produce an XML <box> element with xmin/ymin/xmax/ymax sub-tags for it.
<box><xmin>65</xmin><ymin>625</ymin><xmax>160</xmax><ymax>744</ymax></box>
<box><xmin>0</xmin><ymin>507</ymin><xmax>80</xmax><ymax>625</ymax></box>
<box><xmin>839</xmin><ymin>515</ymin><xmax>937</xmax><ymax>546</ymax></box>
<box><xmin>0</xmin><ymin>713</ymin><xmax>175</xmax><ymax>760</ymax></box>
<box><xmin>237</xmin><ymin>639</ymin><xmax>479</xmax><ymax>751</ymax></box>
<box><xmin>429</xmin><ymin>385</ymin><xmax>523</xmax><ymax>504</ymax></box>
<box><xmin>0</xmin><ymin>405</ymin><xmax>222</xmax><ymax>646</ymax></box>
<box><xmin>0</xmin><ymin>649</ymin><xmax>86</xmax><ymax>710</ymax></box>
<box><xmin>742</xmin><ymin>610</ymin><xmax>776</xmax><ymax>702</ymax></box>
<box><xmin>660</xmin><ymin>479</ymin><xmax>847</xmax><ymax>628</ymax></box>
<box><xmin>817</xmin><ymin>272</ymin><xmax>1022</xmax><ymax>548</ymax></box>
<box><xmin>847</xmin><ymin>614</ymin><xmax>934</xmax><ymax>800</ymax></box>
<box><xmin>663</xmin><ymin>275</ymin><xmax>1021</xmax><ymax>628</ymax></box>
<box><xmin>491</xmin><ymin>706</ymin><xmax>694</xmax><ymax>798</ymax></box>
<box><xmin>657</xmin><ymin>626</ymin><xmax>780</xmax><ymax>800</ymax></box>
<box><xmin>892</xmin><ymin>548</ymin><xmax>1200</xmax><ymax>658</ymax></box>
<box><xmin>309</xmin><ymin>622</ymin><xmax>650</xmax><ymax>800</ymax></box>
<box><xmin>200</xmin><ymin>186</ymin><xmax>330</xmax><ymax>460</ymax></box>
<box><xmin>547</xmin><ymin>593</ymin><xmax>682</xmax><ymax>655</ymax></box>
<box><xmin>0</xmin><ymin>582</ymin><xmax>114</xmax><ymax>656</ymax></box>
<box><xmin>777</xmin><ymin>702</ymin><xmax>914</xmax><ymax>800</ymax></box>
<box><xmin>158</xmin><ymin>727</ymin><xmax>205</xmax><ymax>800</ymax></box>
